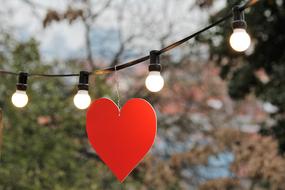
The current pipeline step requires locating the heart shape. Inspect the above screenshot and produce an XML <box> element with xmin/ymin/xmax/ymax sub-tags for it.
<box><xmin>86</xmin><ymin>98</ymin><xmax>157</xmax><ymax>182</ymax></box>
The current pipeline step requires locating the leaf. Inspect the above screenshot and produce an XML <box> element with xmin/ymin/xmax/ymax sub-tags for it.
<box><xmin>43</xmin><ymin>10</ymin><xmax>61</xmax><ymax>28</ymax></box>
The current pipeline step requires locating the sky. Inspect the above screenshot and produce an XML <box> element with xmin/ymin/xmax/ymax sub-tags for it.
<box><xmin>0</xmin><ymin>0</ymin><xmax>225</xmax><ymax>62</ymax></box>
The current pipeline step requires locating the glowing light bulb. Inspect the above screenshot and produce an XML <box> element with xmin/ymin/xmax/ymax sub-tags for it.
<box><xmin>230</xmin><ymin>28</ymin><xmax>251</xmax><ymax>52</ymax></box>
<box><xmin>11</xmin><ymin>90</ymin><xmax>28</xmax><ymax>108</ymax></box>
<box><xmin>145</xmin><ymin>71</ymin><xmax>164</xmax><ymax>92</ymax></box>
<box><xmin>73</xmin><ymin>90</ymin><xmax>91</xmax><ymax>110</ymax></box>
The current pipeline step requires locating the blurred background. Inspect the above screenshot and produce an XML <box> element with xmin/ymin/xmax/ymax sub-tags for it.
<box><xmin>0</xmin><ymin>0</ymin><xmax>284</xmax><ymax>189</ymax></box>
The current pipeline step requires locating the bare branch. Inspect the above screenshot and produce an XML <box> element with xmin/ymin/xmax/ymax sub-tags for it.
<box><xmin>79</xmin><ymin>0</ymin><xmax>112</xmax><ymax>69</ymax></box>
<box><xmin>91</xmin><ymin>0</ymin><xmax>112</xmax><ymax>20</ymax></box>
<box><xmin>159</xmin><ymin>22</ymin><xmax>174</xmax><ymax>48</ymax></box>
<box><xmin>22</xmin><ymin>0</ymin><xmax>45</xmax><ymax>18</ymax></box>
<box><xmin>109</xmin><ymin>3</ymin><xmax>138</xmax><ymax>67</ymax></box>
<box><xmin>109</xmin><ymin>34</ymin><xmax>137</xmax><ymax>67</ymax></box>
<box><xmin>84</xmin><ymin>21</ymin><xmax>95</xmax><ymax>70</ymax></box>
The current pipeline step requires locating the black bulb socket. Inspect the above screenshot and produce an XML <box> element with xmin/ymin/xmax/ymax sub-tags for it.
<box><xmin>149</xmin><ymin>50</ymin><xmax>162</xmax><ymax>72</ymax></box>
<box><xmin>78</xmin><ymin>71</ymin><xmax>89</xmax><ymax>91</ymax></box>
<box><xmin>16</xmin><ymin>72</ymin><xmax>28</xmax><ymax>91</ymax></box>
<box><xmin>232</xmin><ymin>6</ymin><xmax>247</xmax><ymax>29</ymax></box>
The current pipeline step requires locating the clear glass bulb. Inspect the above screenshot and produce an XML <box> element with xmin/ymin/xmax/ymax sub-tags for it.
<box><xmin>11</xmin><ymin>90</ymin><xmax>29</xmax><ymax>108</ymax></box>
<box><xmin>230</xmin><ymin>28</ymin><xmax>251</xmax><ymax>52</ymax></box>
<box><xmin>73</xmin><ymin>90</ymin><xmax>91</xmax><ymax>110</ymax></box>
<box><xmin>145</xmin><ymin>71</ymin><xmax>164</xmax><ymax>92</ymax></box>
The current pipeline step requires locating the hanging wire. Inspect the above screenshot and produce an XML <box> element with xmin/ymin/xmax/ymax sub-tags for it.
<box><xmin>29</xmin><ymin>73</ymin><xmax>81</xmax><ymax>77</ymax></box>
<box><xmin>0</xmin><ymin>0</ymin><xmax>258</xmax><ymax>78</ymax></box>
<box><xmin>0</xmin><ymin>70</ymin><xmax>18</xmax><ymax>75</ymax></box>
<box><xmin>114</xmin><ymin>65</ymin><xmax>121</xmax><ymax>109</ymax></box>
<box><xmin>93</xmin><ymin>0</ymin><xmax>258</xmax><ymax>75</ymax></box>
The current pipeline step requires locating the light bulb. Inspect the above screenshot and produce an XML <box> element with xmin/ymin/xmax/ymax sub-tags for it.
<box><xmin>73</xmin><ymin>90</ymin><xmax>91</xmax><ymax>110</ymax></box>
<box><xmin>11</xmin><ymin>90</ymin><xmax>28</xmax><ymax>108</ymax></box>
<box><xmin>230</xmin><ymin>28</ymin><xmax>251</xmax><ymax>52</ymax></box>
<box><xmin>145</xmin><ymin>71</ymin><xmax>164</xmax><ymax>92</ymax></box>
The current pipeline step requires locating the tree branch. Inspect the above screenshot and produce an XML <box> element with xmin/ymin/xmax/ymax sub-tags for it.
<box><xmin>91</xmin><ymin>0</ymin><xmax>112</xmax><ymax>20</ymax></box>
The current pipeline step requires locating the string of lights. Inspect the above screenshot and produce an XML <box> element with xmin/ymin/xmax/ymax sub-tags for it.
<box><xmin>1</xmin><ymin>0</ymin><xmax>258</xmax><ymax>109</ymax></box>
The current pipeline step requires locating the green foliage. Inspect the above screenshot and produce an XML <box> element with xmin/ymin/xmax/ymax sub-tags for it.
<box><xmin>0</xmin><ymin>37</ymin><xmax>135</xmax><ymax>189</ymax></box>
<box><xmin>207</xmin><ymin>0</ymin><xmax>285</xmax><ymax>151</ymax></box>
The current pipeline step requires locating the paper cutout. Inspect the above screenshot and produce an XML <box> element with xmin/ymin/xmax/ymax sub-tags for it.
<box><xmin>86</xmin><ymin>98</ymin><xmax>157</xmax><ymax>182</ymax></box>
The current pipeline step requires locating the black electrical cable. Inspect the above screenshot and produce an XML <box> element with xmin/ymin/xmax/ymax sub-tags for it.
<box><xmin>29</xmin><ymin>73</ymin><xmax>81</xmax><ymax>77</ymax></box>
<box><xmin>92</xmin><ymin>13</ymin><xmax>233</xmax><ymax>75</ymax></box>
<box><xmin>94</xmin><ymin>0</ymin><xmax>256</xmax><ymax>75</ymax></box>
<box><xmin>0</xmin><ymin>70</ymin><xmax>18</xmax><ymax>75</ymax></box>
<box><xmin>0</xmin><ymin>0</ymin><xmax>258</xmax><ymax>77</ymax></box>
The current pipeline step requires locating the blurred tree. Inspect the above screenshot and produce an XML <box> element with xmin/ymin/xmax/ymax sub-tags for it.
<box><xmin>0</xmin><ymin>34</ymin><xmax>128</xmax><ymax>189</ymax></box>
<box><xmin>205</xmin><ymin>0</ymin><xmax>285</xmax><ymax>152</ymax></box>
<box><xmin>1</xmin><ymin>0</ymin><xmax>283</xmax><ymax>189</ymax></box>
<box><xmin>0</xmin><ymin>27</ymin><xmax>184</xmax><ymax>190</ymax></box>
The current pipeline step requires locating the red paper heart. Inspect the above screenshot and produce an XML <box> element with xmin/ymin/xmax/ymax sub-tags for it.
<box><xmin>86</xmin><ymin>98</ymin><xmax>157</xmax><ymax>182</ymax></box>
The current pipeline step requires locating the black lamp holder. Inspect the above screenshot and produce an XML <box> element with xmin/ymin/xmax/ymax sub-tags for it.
<box><xmin>149</xmin><ymin>50</ymin><xmax>161</xmax><ymax>72</ymax></box>
<box><xmin>16</xmin><ymin>72</ymin><xmax>28</xmax><ymax>91</ymax></box>
<box><xmin>232</xmin><ymin>5</ymin><xmax>247</xmax><ymax>29</ymax></box>
<box><xmin>78</xmin><ymin>71</ymin><xmax>89</xmax><ymax>91</ymax></box>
